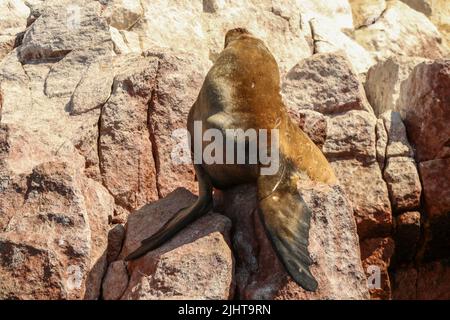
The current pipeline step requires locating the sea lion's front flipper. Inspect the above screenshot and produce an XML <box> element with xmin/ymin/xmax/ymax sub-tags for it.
<box><xmin>257</xmin><ymin>159</ymin><xmax>318</xmax><ymax>292</ymax></box>
<box><xmin>125</xmin><ymin>165</ymin><xmax>213</xmax><ymax>261</ymax></box>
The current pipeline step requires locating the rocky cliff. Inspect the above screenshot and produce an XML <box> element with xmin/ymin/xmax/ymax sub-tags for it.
<box><xmin>0</xmin><ymin>0</ymin><xmax>449</xmax><ymax>300</ymax></box>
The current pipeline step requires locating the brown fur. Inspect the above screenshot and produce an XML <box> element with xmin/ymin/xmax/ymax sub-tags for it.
<box><xmin>127</xmin><ymin>28</ymin><xmax>336</xmax><ymax>291</ymax></box>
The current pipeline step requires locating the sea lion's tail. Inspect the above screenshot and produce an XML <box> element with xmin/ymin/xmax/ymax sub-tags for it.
<box><xmin>125</xmin><ymin>165</ymin><xmax>213</xmax><ymax>261</ymax></box>
<box><xmin>257</xmin><ymin>156</ymin><xmax>318</xmax><ymax>292</ymax></box>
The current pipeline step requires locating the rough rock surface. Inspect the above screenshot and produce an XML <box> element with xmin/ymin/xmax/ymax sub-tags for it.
<box><xmin>349</xmin><ymin>0</ymin><xmax>386</xmax><ymax>29</ymax></box>
<box><xmin>384</xmin><ymin>157</ymin><xmax>421</xmax><ymax>212</ymax></box>
<box><xmin>308</xmin><ymin>18</ymin><xmax>375</xmax><ymax>74</ymax></box>
<box><xmin>0</xmin><ymin>0</ymin><xmax>29</xmax><ymax>61</ymax></box>
<box><xmin>419</xmin><ymin>159</ymin><xmax>450</xmax><ymax>261</ymax></box>
<box><xmin>288</xmin><ymin>109</ymin><xmax>327</xmax><ymax>149</ymax></box>
<box><xmin>360</xmin><ymin>237</ymin><xmax>395</xmax><ymax>299</ymax></box>
<box><xmin>0</xmin><ymin>157</ymin><xmax>112</xmax><ymax>299</ymax></box>
<box><xmin>216</xmin><ymin>184</ymin><xmax>370</xmax><ymax>300</ymax></box>
<box><xmin>102</xmin><ymin>260</ymin><xmax>129</xmax><ymax>300</ymax></box>
<box><xmin>323</xmin><ymin>111</ymin><xmax>377</xmax><ymax>161</ymax></box>
<box><xmin>1</xmin><ymin>0</ymin><xmax>449</xmax><ymax>301</ymax></box>
<box><xmin>400</xmin><ymin>59</ymin><xmax>450</xmax><ymax>163</ymax></box>
<box><xmin>330</xmin><ymin>159</ymin><xmax>392</xmax><ymax>240</ymax></box>
<box><xmin>365</xmin><ymin>56</ymin><xmax>427</xmax><ymax>116</ymax></box>
<box><xmin>354</xmin><ymin>1</ymin><xmax>446</xmax><ymax>62</ymax></box>
<box><xmin>394</xmin><ymin>212</ymin><xmax>421</xmax><ymax>263</ymax></box>
<box><xmin>282</xmin><ymin>52</ymin><xmax>373</xmax><ymax>115</ymax></box>
<box><xmin>400</xmin><ymin>0</ymin><xmax>450</xmax><ymax>50</ymax></box>
<box><xmin>117</xmin><ymin>188</ymin><xmax>234</xmax><ymax>300</ymax></box>
<box><xmin>393</xmin><ymin>259</ymin><xmax>450</xmax><ymax>300</ymax></box>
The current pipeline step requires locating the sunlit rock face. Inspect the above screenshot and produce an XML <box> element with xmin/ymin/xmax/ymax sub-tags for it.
<box><xmin>0</xmin><ymin>0</ymin><xmax>449</xmax><ymax>300</ymax></box>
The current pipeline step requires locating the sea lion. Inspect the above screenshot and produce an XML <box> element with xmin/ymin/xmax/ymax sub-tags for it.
<box><xmin>126</xmin><ymin>28</ymin><xmax>337</xmax><ymax>292</ymax></box>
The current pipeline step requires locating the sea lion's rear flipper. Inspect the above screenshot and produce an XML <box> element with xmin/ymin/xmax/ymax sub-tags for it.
<box><xmin>257</xmin><ymin>159</ymin><xmax>318</xmax><ymax>292</ymax></box>
<box><xmin>125</xmin><ymin>165</ymin><xmax>213</xmax><ymax>261</ymax></box>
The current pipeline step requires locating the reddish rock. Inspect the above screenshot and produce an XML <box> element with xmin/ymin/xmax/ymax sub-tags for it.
<box><xmin>375</xmin><ymin>118</ymin><xmax>387</xmax><ymax>171</ymax></box>
<box><xmin>360</xmin><ymin>237</ymin><xmax>395</xmax><ymax>300</ymax></box>
<box><xmin>383</xmin><ymin>157</ymin><xmax>421</xmax><ymax>212</ymax></box>
<box><xmin>380</xmin><ymin>111</ymin><xmax>414</xmax><ymax>158</ymax></box>
<box><xmin>119</xmin><ymin>188</ymin><xmax>234</xmax><ymax>300</ymax></box>
<box><xmin>0</xmin><ymin>161</ymin><xmax>112</xmax><ymax>299</ymax></box>
<box><xmin>144</xmin><ymin>50</ymin><xmax>210</xmax><ymax>197</ymax></box>
<box><xmin>364</xmin><ymin>56</ymin><xmax>427</xmax><ymax>116</ymax></box>
<box><xmin>391</xmin><ymin>266</ymin><xmax>418</xmax><ymax>300</ymax></box>
<box><xmin>323</xmin><ymin>111</ymin><xmax>377</xmax><ymax>162</ymax></box>
<box><xmin>99</xmin><ymin>55</ymin><xmax>159</xmax><ymax>214</ymax></box>
<box><xmin>419</xmin><ymin>158</ymin><xmax>450</xmax><ymax>260</ymax></box>
<box><xmin>401</xmin><ymin>60</ymin><xmax>450</xmax><ymax>162</ymax></box>
<box><xmin>18</xmin><ymin>1</ymin><xmax>112</xmax><ymax>63</ymax></box>
<box><xmin>217</xmin><ymin>183</ymin><xmax>369</xmax><ymax>300</ymax></box>
<box><xmin>106</xmin><ymin>224</ymin><xmax>126</xmax><ymax>263</ymax></box>
<box><xmin>288</xmin><ymin>109</ymin><xmax>327</xmax><ymax>149</ymax></box>
<box><xmin>102</xmin><ymin>261</ymin><xmax>129</xmax><ymax>300</ymax></box>
<box><xmin>281</xmin><ymin>52</ymin><xmax>373</xmax><ymax>115</ymax></box>
<box><xmin>394</xmin><ymin>212</ymin><xmax>421</xmax><ymax>263</ymax></box>
<box><xmin>393</xmin><ymin>260</ymin><xmax>450</xmax><ymax>300</ymax></box>
<box><xmin>330</xmin><ymin>159</ymin><xmax>392</xmax><ymax>240</ymax></box>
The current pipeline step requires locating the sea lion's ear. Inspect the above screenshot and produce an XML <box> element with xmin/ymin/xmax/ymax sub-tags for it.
<box><xmin>224</xmin><ymin>28</ymin><xmax>251</xmax><ymax>48</ymax></box>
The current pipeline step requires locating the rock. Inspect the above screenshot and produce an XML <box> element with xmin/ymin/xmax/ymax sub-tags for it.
<box><xmin>309</xmin><ymin>17</ymin><xmax>376</xmax><ymax>74</ymax></box>
<box><xmin>135</xmin><ymin>1</ymin><xmax>312</xmax><ymax>75</ymax></box>
<box><xmin>394</xmin><ymin>212</ymin><xmax>421</xmax><ymax>263</ymax></box>
<box><xmin>0</xmin><ymin>51</ymin><xmax>33</xmax><ymax>125</ymax></box>
<box><xmin>82</xmin><ymin>177</ymin><xmax>114</xmax><ymax>300</ymax></box>
<box><xmin>419</xmin><ymin>158</ymin><xmax>450</xmax><ymax>261</ymax></box>
<box><xmin>1</xmin><ymin>40</ymin><xmax>109</xmax><ymax>188</ymax></box>
<box><xmin>380</xmin><ymin>111</ymin><xmax>415</xmax><ymax>158</ymax></box>
<box><xmin>410</xmin><ymin>260</ymin><xmax>450</xmax><ymax>300</ymax></box>
<box><xmin>281</xmin><ymin>52</ymin><xmax>373</xmax><ymax>115</ymax></box>
<box><xmin>102</xmin><ymin>261</ymin><xmax>129</xmax><ymax>300</ymax></box>
<box><xmin>119</xmin><ymin>188</ymin><xmax>234</xmax><ymax>300</ymax></box>
<box><xmin>400</xmin><ymin>59</ymin><xmax>450</xmax><ymax>162</ymax></box>
<box><xmin>349</xmin><ymin>0</ymin><xmax>386</xmax><ymax>29</ymax></box>
<box><xmin>384</xmin><ymin>157</ymin><xmax>421</xmax><ymax>213</ymax></box>
<box><xmin>103</xmin><ymin>0</ymin><xmax>144</xmax><ymax>30</ymax></box>
<box><xmin>354</xmin><ymin>1</ymin><xmax>445</xmax><ymax>62</ymax></box>
<box><xmin>375</xmin><ymin>118</ymin><xmax>387</xmax><ymax>171</ymax></box>
<box><xmin>291</xmin><ymin>109</ymin><xmax>327</xmax><ymax>149</ymax></box>
<box><xmin>297</xmin><ymin>0</ymin><xmax>354</xmax><ymax>31</ymax></box>
<box><xmin>99</xmin><ymin>54</ymin><xmax>159</xmax><ymax>214</ymax></box>
<box><xmin>69</xmin><ymin>55</ymin><xmax>115</xmax><ymax>115</ymax></box>
<box><xmin>144</xmin><ymin>50</ymin><xmax>210</xmax><ymax>197</ymax></box>
<box><xmin>0</xmin><ymin>160</ymin><xmax>112</xmax><ymax>299</ymax></box>
<box><xmin>330</xmin><ymin>159</ymin><xmax>392</xmax><ymax>240</ymax></box>
<box><xmin>364</xmin><ymin>56</ymin><xmax>427</xmax><ymax>117</ymax></box>
<box><xmin>0</xmin><ymin>0</ymin><xmax>30</xmax><ymax>61</ymax></box>
<box><xmin>18</xmin><ymin>1</ymin><xmax>113</xmax><ymax>63</ymax></box>
<box><xmin>393</xmin><ymin>259</ymin><xmax>450</xmax><ymax>300</ymax></box>
<box><xmin>109</xmin><ymin>27</ymin><xmax>141</xmax><ymax>54</ymax></box>
<box><xmin>360</xmin><ymin>237</ymin><xmax>395</xmax><ymax>299</ymax></box>
<box><xmin>323</xmin><ymin>110</ymin><xmax>377</xmax><ymax>162</ymax></box>
<box><xmin>44</xmin><ymin>47</ymin><xmax>113</xmax><ymax>98</ymax></box>
<box><xmin>217</xmin><ymin>183</ymin><xmax>369</xmax><ymax>300</ymax></box>
<box><xmin>391</xmin><ymin>266</ymin><xmax>417</xmax><ymax>300</ymax></box>
<box><xmin>401</xmin><ymin>0</ymin><xmax>450</xmax><ymax>50</ymax></box>
<box><xmin>375</xmin><ymin>112</ymin><xmax>421</xmax><ymax>214</ymax></box>
<box><xmin>106</xmin><ymin>224</ymin><xmax>125</xmax><ymax>263</ymax></box>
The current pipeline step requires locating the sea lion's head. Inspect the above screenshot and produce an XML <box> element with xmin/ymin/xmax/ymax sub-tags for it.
<box><xmin>224</xmin><ymin>28</ymin><xmax>252</xmax><ymax>48</ymax></box>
